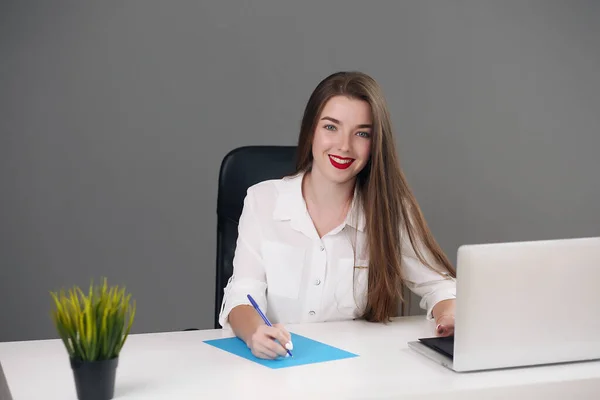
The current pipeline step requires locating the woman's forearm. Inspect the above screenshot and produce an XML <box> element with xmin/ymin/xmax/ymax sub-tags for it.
<box><xmin>228</xmin><ymin>305</ymin><xmax>264</xmax><ymax>344</ymax></box>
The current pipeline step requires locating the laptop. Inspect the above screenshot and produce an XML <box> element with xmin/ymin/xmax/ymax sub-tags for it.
<box><xmin>0</xmin><ymin>361</ymin><xmax>13</xmax><ymax>400</ymax></box>
<box><xmin>408</xmin><ymin>236</ymin><xmax>600</xmax><ymax>372</ymax></box>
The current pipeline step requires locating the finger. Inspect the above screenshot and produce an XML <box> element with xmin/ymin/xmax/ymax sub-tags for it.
<box><xmin>253</xmin><ymin>327</ymin><xmax>286</xmax><ymax>355</ymax></box>
<box><xmin>436</xmin><ymin>324</ymin><xmax>445</xmax><ymax>336</ymax></box>
<box><xmin>253</xmin><ymin>349</ymin><xmax>276</xmax><ymax>360</ymax></box>
<box><xmin>436</xmin><ymin>324</ymin><xmax>454</xmax><ymax>337</ymax></box>
<box><xmin>262</xmin><ymin>337</ymin><xmax>288</xmax><ymax>357</ymax></box>
<box><xmin>256</xmin><ymin>329</ymin><xmax>288</xmax><ymax>357</ymax></box>
<box><xmin>437</xmin><ymin>316</ymin><xmax>455</xmax><ymax>326</ymax></box>
<box><xmin>265</xmin><ymin>326</ymin><xmax>293</xmax><ymax>351</ymax></box>
<box><xmin>273</xmin><ymin>323</ymin><xmax>292</xmax><ymax>344</ymax></box>
<box><xmin>256</xmin><ymin>339</ymin><xmax>278</xmax><ymax>359</ymax></box>
<box><xmin>258</xmin><ymin>350</ymin><xmax>278</xmax><ymax>360</ymax></box>
<box><xmin>253</xmin><ymin>341</ymin><xmax>279</xmax><ymax>359</ymax></box>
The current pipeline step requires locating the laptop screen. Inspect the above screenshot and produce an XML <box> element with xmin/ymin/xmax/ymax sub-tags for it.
<box><xmin>418</xmin><ymin>336</ymin><xmax>455</xmax><ymax>360</ymax></box>
<box><xmin>0</xmin><ymin>362</ymin><xmax>13</xmax><ymax>400</ymax></box>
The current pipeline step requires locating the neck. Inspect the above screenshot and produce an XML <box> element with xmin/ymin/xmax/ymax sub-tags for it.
<box><xmin>303</xmin><ymin>168</ymin><xmax>355</xmax><ymax>210</ymax></box>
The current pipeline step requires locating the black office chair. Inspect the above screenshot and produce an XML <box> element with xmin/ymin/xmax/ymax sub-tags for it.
<box><xmin>213</xmin><ymin>145</ymin><xmax>298</xmax><ymax>328</ymax></box>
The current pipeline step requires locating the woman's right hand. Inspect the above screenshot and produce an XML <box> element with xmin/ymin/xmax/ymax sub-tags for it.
<box><xmin>247</xmin><ymin>323</ymin><xmax>293</xmax><ymax>359</ymax></box>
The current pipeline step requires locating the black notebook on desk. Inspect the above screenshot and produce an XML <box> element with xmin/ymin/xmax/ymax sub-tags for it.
<box><xmin>418</xmin><ymin>336</ymin><xmax>455</xmax><ymax>360</ymax></box>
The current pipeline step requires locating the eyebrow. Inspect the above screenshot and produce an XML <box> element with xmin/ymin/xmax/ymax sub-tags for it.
<box><xmin>320</xmin><ymin>116</ymin><xmax>372</xmax><ymax>129</ymax></box>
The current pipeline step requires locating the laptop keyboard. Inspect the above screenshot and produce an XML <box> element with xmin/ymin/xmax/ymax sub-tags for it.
<box><xmin>418</xmin><ymin>336</ymin><xmax>455</xmax><ymax>359</ymax></box>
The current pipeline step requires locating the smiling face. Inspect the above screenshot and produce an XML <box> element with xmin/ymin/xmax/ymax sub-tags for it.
<box><xmin>310</xmin><ymin>95</ymin><xmax>373</xmax><ymax>185</ymax></box>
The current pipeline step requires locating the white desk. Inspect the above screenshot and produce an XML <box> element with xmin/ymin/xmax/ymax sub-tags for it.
<box><xmin>1</xmin><ymin>316</ymin><xmax>599</xmax><ymax>399</ymax></box>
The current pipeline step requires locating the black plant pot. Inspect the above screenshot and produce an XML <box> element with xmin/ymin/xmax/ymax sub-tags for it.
<box><xmin>70</xmin><ymin>357</ymin><xmax>119</xmax><ymax>400</ymax></box>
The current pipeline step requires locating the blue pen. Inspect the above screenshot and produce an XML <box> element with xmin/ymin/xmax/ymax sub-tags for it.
<box><xmin>247</xmin><ymin>294</ymin><xmax>293</xmax><ymax>357</ymax></box>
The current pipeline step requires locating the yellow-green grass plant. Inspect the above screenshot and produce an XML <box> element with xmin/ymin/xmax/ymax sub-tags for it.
<box><xmin>50</xmin><ymin>278</ymin><xmax>136</xmax><ymax>362</ymax></box>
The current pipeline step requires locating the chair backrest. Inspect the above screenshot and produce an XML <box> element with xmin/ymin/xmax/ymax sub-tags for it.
<box><xmin>214</xmin><ymin>145</ymin><xmax>298</xmax><ymax>328</ymax></box>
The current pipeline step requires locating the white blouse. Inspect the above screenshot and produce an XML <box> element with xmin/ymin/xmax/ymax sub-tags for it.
<box><xmin>218</xmin><ymin>172</ymin><xmax>456</xmax><ymax>330</ymax></box>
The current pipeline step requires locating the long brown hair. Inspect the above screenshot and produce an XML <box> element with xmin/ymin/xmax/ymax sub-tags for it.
<box><xmin>295</xmin><ymin>71</ymin><xmax>456</xmax><ymax>322</ymax></box>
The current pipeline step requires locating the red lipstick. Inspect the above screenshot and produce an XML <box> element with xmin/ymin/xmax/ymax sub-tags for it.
<box><xmin>329</xmin><ymin>155</ymin><xmax>355</xmax><ymax>170</ymax></box>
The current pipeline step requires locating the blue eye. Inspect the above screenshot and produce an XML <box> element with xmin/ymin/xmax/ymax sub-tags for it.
<box><xmin>356</xmin><ymin>131</ymin><xmax>371</xmax><ymax>138</ymax></box>
<box><xmin>324</xmin><ymin>124</ymin><xmax>337</xmax><ymax>131</ymax></box>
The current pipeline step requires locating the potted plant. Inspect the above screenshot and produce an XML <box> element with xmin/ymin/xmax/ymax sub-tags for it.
<box><xmin>50</xmin><ymin>278</ymin><xmax>136</xmax><ymax>400</ymax></box>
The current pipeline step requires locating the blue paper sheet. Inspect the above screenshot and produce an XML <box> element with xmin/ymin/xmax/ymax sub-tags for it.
<box><xmin>204</xmin><ymin>332</ymin><xmax>358</xmax><ymax>369</ymax></box>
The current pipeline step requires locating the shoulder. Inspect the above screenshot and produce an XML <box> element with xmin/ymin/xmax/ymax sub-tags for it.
<box><xmin>244</xmin><ymin>173</ymin><xmax>303</xmax><ymax>212</ymax></box>
<box><xmin>246</xmin><ymin>174</ymin><xmax>298</xmax><ymax>198</ymax></box>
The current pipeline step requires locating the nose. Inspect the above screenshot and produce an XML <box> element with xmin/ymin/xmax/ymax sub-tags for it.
<box><xmin>337</xmin><ymin>131</ymin><xmax>351</xmax><ymax>152</ymax></box>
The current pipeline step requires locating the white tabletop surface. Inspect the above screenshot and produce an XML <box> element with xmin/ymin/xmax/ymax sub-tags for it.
<box><xmin>1</xmin><ymin>316</ymin><xmax>599</xmax><ymax>400</ymax></box>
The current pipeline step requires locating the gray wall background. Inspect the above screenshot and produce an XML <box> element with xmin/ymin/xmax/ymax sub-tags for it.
<box><xmin>1</xmin><ymin>1</ymin><xmax>598</xmax><ymax>342</ymax></box>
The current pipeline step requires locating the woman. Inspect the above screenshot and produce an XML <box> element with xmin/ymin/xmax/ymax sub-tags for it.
<box><xmin>218</xmin><ymin>71</ymin><xmax>457</xmax><ymax>360</ymax></box>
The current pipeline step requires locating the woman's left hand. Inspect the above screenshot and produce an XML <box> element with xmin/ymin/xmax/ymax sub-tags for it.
<box><xmin>435</xmin><ymin>314</ymin><xmax>455</xmax><ymax>337</ymax></box>
<box><xmin>432</xmin><ymin>299</ymin><xmax>456</xmax><ymax>337</ymax></box>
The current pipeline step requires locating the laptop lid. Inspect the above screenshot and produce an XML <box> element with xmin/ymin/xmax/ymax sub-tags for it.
<box><xmin>452</xmin><ymin>236</ymin><xmax>600</xmax><ymax>372</ymax></box>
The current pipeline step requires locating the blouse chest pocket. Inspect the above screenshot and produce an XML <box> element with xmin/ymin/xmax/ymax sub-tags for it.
<box><xmin>261</xmin><ymin>241</ymin><xmax>305</xmax><ymax>299</ymax></box>
<box><xmin>335</xmin><ymin>257</ymin><xmax>369</xmax><ymax>313</ymax></box>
